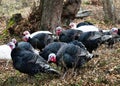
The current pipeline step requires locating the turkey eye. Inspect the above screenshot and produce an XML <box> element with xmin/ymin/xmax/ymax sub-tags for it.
<box><xmin>23</xmin><ymin>32</ymin><xmax>26</xmax><ymax>35</ymax></box>
<box><xmin>50</xmin><ymin>56</ymin><xmax>53</xmax><ymax>58</ymax></box>
<box><xmin>70</xmin><ymin>24</ymin><xmax>73</xmax><ymax>28</ymax></box>
<box><xmin>10</xmin><ymin>45</ymin><xmax>13</xmax><ymax>49</ymax></box>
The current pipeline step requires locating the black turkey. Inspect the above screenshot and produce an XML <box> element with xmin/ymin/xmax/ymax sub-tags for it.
<box><xmin>40</xmin><ymin>42</ymin><xmax>67</xmax><ymax>61</ymax></box>
<box><xmin>47</xmin><ymin>44</ymin><xmax>94</xmax><ymax>77</ymax></box>
<box><xmin>11</xmin><ymin>42</ymin><xmax>60</xmax><ymax>76</ymax></box>
<box><xmin>69</xmin><ymin>22</ymin><xmax>99</xmax><ymax>32</ymax></box>
<box><xmin>111</xmin><ymin>28</ymin><xmax>120</xmax><ymax>36</ymax></box>
<box><xmin>41</xmin><ymin>40</ymin><xmax>91</xmax><ymax>62</ymax></box>
<box><xmin>23</xmin><ymin>30</ymin><xmax>53</xmax><ymax>37</ymax></box>
<box><xmin>23</xmin><ymin>31</ymin><xmax>53</xmax><ymax>51</ymax></box>
<box><xmin>59</xmin><ymin>29</ymin><xmax>82</xmax><ymax>43</ymax></box>
<box><xmin>15</xmin><ymin>42</ymin><xmax>39</xmax><ymax>54</ymax></box>
<box><xmin>76</xmin><ymin>21</ymin><xmax>94</xmax><ymax>27</ymax></box>
<box><xmin>69</xmin><ymin>40</ymin><xmax>87</xmax><ymax>50</ymax></box>
<box><xmin>100</xmin><ymin>28</ymin><xmax>120</xmax><ymax>48</ymax></box>
<box><xmin>77</xmin><ymin>31</ymin><xmax>108</xmax><ymax>53</ymax></box>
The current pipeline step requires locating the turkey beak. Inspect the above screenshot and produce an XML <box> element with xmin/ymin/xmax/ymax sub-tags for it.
<box><xmin>47</xmin><ymin>58</ymin><xmax>50</xmax><ymax>63</ymax></box>
<box><xmin>47</xmin><ymin>60</ymin><xmax>50</xmax><ymax>63</ymax></box>
<box><xmin>22</xmin><ymin>36</ymin><xmax>28</xmax><ymax>42</ymax></box>
<box><xmin>68</xmin><ymin>26</ymin><xmax>71</xmax><ymax>29</ymax></box>
<box><xmin>56</xmin><ymin>30</ymin><xmax>61</xmax><ymax>36</ymax></box>
<box><xmin>9</xmin><ymin>45</ymin><xmax>13</xmax><ymax>49</ymax></box>
<box><xmin>69</xmin><ymin>24</ymin><xmax>74</xmax><ymax>28</ymax></box>
<box><xmin>22</xmin><ymin>36</ymin><xmax>26</xmax><ymax>41</ymax></box>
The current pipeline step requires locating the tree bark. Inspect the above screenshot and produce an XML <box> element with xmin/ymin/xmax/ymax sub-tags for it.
<box><xmin>0</xmin><ymin>0</ymin><xmax>2</xmax><ymax>5</ymax></box>
<box><xmin>90</xmin><ymin>0</ymin><xmax>102</xmax><ymax>5</ymax></box>
<box><xmin>39</xmin><ymin>0</ymin><xmax>81</xmax><ymax>32</ymax></box>
<box><xmin>113</xmin><ymin>0</ymin><xmax>120</xmax><ymax>23</ymax></box>
<box><xmin>39</xmin><ymin>0</ymin><xmax>63</xmax><ymax>34</ymax></box>
<box><xmin>102</xmin><ymin>0</ymin><xmax>116</xmax><ymax>24</ymax></box>
<box><xmin>8</xmin><ymin>0</ymin><xmax>81</xmax><ymax>35</ymax></box>
<box><xmin>62</xmin><ymin>0</ymin><xmax>81</xmax><ymax>25</ymax></box>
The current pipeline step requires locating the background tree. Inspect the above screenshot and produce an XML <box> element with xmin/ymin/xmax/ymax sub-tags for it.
<box><xmin>28</xmin><ymin>0</ymin><xmax>81</xmax><ymax>33</ymax></box>
<box><xmin>39</xmin><ymin>0</ymin><xmax>63</xmax><ymax>33</ymax></box>
<box><xmin>90</xmin><ymin>0</ymin><xmax>101</xmax><ymax>5</ymax></box>
<box><xmin>102</xmin><ymin>0</ymin><xmax>116</xmax><ymax>24</ymax></box>
<box><xmin>113</xmin><ymin>0</ymin><xmax>120</xmax><ymax>23</ymax></box>
<box><xmin>62</xmin><ymin>0</ymin><xmax>81</xmax><ymax>25</ymax></box>
<box><xmin>8</xmin><ymin>0</ymin><xmax>81</xmax><ymax>35</ymax></box>
<box><xmin>0</xmin><ymin>0</ymin><xmax>2</xmax><ymax>5</ymax></box>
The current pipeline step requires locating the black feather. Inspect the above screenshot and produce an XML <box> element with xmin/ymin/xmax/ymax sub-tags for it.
<box><xmin>78</xmin><ymin>31</ymin><xmax>103</xmax><ymax>53</ymax></box>
<box><xmin>11</xmin><ymin>42</ymin><xmax>60</xmax><ymax>76</ymax></box>
<box><xmin>56</xmin><ymin>44</ymin><xmax>92</xmax><ymax>71</ymax></box>
<box><xmin>40</xmin><ymin>42</ymin><xmax>67</xmax><ymax>60</ymax></box>
<box><xmin>77</xmin><ymin>21</ymin><xmax>94</xmax><ymax>28</ymax></box>
<box><xmin>59</xmin><ymin>29</ymin><xmax>82</xmax><ymax>43</ymax></box>
<box><xmin>28</xmin><ymin>33</ymin><xmax>53</xmax><ymax>51</ymax></box>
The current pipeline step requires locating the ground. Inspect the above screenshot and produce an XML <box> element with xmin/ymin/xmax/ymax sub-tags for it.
<box><xmin>0</xmin><ymin>1</ymin><xmax>120</xmax><ymax>86</ymax></box>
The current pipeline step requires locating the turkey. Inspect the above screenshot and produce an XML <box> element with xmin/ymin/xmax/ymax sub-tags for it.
<box><xmin>69</xmin><ymin>40</ymin><xmax>87</xmax><ymax>50</ymax></box>
<box><xmin>100</xmin><ymin>27</ymin><xmax>120</xmax><ymax>36</ymax></box>
<box><xmin>0</xmin><ymin>38</ymin><xmax>16</xmax><ymax>66</ymax></box>
<box><xmin>100</xmin><ymin>28</ymin><xmax>120</xmax><ymax>47</ymax></box>
<box><xmin>77</xmin><ymin>31</ymin><xmax>113</xmax><ymax>53</ymax></box>
<box><xmin>59</xmin><ymin>29</ymin><xmax>77</xmax><ymax>43</ymax></box>
<box><xmin>69</xmin><ymin>22</ymin><xmax>99</xmax><ymax>32</ymax></box>
<box><xmin>111</xmin><ymin>27</ymin><xmax>120</xmax><ymax>36</ymax></box>
<box><xmin>11</xmin><ymin>42</ymin><xmax>60</xmax><ymax>76</ymax></box>
<box><xmin>100</xmin><ymin>29</ymin><xmax>111</xmax><ymax>35</ymax></box>
<box><xmin>55</xmin><ymin>26</ymin><xmax>63</xmax><ymax>36</ymax></box>
<box><xmin>76</xmin><ymin>21</ymin><xmax>94</xmax><ymax>27</ymax></box>
<box><xmin>56</xmin><ymin>26</ymin><xmax>113</xmax><ymax>50</ymax></box>
<box><xmin>69</xmin><ymin>40</ymin><xmax>94</xmax><ymax>55</ymax></box>
<box><xmin>41</xmin><ymin>40</ymin><xmax>90</xmax><ymax>62</ymax></box>
<box><xmin>15</xmin><ymin>42</ymin><xmax>39</xmax><ymax>55</ymax></box>
<box><xmin>40</xmin><ymin>42</ymin><xmax>67</xmax><ymax>61</ymax></box>
<box><xmin>70</xmin><ymin>40</ymin><xmax>96</xmax><ymax>57</ymax></box>
<box><xmin>47</xmin><ymin>44</ymin><xmax>94</xmax><ymax>78</ymax></box>
<box><xmin>75</xmin><ymin>9</ymin><xmax>92</xmax><ymax>19</ymax></box>
<box><xmin>23</xmin><ymin>31</ymin><xmax>54</xmax><ymax>51</ymax></box>
<box><xmin>57</xmin><ymin>28</ymin><xmax>82</xmax><ymax>43</ymax></box>
<box><xmin>106</xmin><ymin>28</ymin><xmax>120</xmax><ymax>47</ymax></box>
<box><xmin>23</xmin><ymin>30</ymin><xmax>53</xmax><ymax>38</ymax></box>
<box><xmin>53</xmin><ymin>26</ymin><xmax>63</xmax><ymax>42</ymax></box>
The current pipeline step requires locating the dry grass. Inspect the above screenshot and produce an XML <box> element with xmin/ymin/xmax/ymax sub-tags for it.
<box><xmin>0</xmin><ymin>43</ymin><xmax>119</xmax><ymax>86</ymax></box>
<box><xmin>0</xmin><ymin>1</ymin><xmax>120</xmax><ymax>86</ymax></box>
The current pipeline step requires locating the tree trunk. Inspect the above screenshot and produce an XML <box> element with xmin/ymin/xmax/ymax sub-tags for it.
<box><xmin>29</xmin><ymin>0</ymin><xmax>81</xmax><ymax>33</ymax></box>
<box><xmin>113</xmin><ymin>0</ymin><xmax>120</xmax><ymax>23</ymax></box>
<box><xmin>0</xmin><ymin>0</ymin><xmax>2</xmax><ymax>5</ymax></box>
<box><xmin>62</xmin><ymin>0</ymin><xmax>81</xmax><ymax>25</ymax></box>
<box><xmin>39</xmin><ymin>0</ymin><xmax>81</xmax><ymax>32</ymax></box>
<box><xmin>102</xmin><ymin>0</ymin><xmax>116</xmax><ymax>24</ymax></box>
<box><xmin>8</xmin><ymin>0</ymin><xmax>81</xmax><ymax>35</ymax></box>
<box><xmin>39</xmin><ymin>0</ymin><xmax>63</xmax><ymax>34</ymax></box>
<box><xmin>90</xmin><ymin>0</ymin><xmax>102</xmax><ymax>5</ymax></box>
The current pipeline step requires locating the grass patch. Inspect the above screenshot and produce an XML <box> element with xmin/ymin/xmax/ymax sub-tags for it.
<box><xmin>2</xmin><ymin>76</ymin><xmax>18</xmax><ymax>86</ymax></box>
<box><xmin>96</xmin><ymin>76</ymin><xmax>109</xmax><ymax>84</ymax></box>
<box><xmin>6</xmin><ymin>18</ymin><xmax>15</xmax><ymax>29</ymax></box>
<box><xmin>0</xmin><ymin>29</ymin><xmax>10</xmax><ymax>41</ymax></box>
<box><xmin>117</xmin><ymin>48</ymin><xmax>120</xmax><ymax>53</ymax></box>
<box><xmin>97</xmin><ymin>60</ymin><xmax>107</xmax><ymax>67</ymax></box>
<box><xmin>82</xmin><ymin>1</ymin><xmax>91</xmax><ymax>5</ymax></box>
